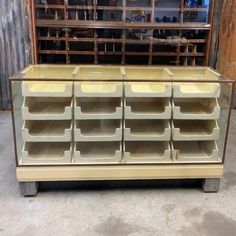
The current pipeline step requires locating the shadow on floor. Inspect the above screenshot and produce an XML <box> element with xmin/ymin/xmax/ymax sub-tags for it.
<box><xmin>39</xmin><ymin>179</ymin><xmax>203</xmax><ymax>192</ymax></box>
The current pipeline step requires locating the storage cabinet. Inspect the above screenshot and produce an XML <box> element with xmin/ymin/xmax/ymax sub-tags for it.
<box><xmin>10</xmin><ymin>65</ymin><xmax>234</xmax><ymax>194</ymax></box>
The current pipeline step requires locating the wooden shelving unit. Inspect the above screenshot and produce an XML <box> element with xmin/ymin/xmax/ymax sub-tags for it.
<box><xmin>29</xmin><ymin>0</ymin><xmax>215</xmax><ymax>66</ymax></box>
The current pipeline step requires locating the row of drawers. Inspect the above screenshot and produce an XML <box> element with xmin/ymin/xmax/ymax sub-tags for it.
<box><xmin>22</xmin><ymin>120</ymin><xmax>220</xmax><ymax>142</ymax></box>
<box><xmin>22</xmin><ymin>97</ymin><xmax>221</xmax><ymax>120</ymax></box>
<box><xmin>22</xmin><ymin>81</ymin><xmax>221</xmax><ymax>98</ymax></box>
<box><xmin>21</xmin><ymin>141</ymin><xmax>220</xmax><ymax>165</ymax></box>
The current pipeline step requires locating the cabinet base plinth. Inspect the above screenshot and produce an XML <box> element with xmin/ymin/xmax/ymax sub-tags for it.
<box><xmin>17</xmin><ymin>164</ymin><xmax>224</xmax><ymax>182</ymax></box>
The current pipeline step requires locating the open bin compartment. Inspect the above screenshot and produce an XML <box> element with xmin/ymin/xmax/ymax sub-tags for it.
<box><xmin>172</xmin><ymin>141</ymin><xmax>219</xmax><ymax>163</ymax></box>
<box><xmin>22</xmin><ymin>97</ymin><xmax>73</xmax><ymax>120</ymax></box>
<box><xmin>170</xmin><ymin>67</ymin><xmax>221</xmax><ymax>98</ymax></box>
<box><xmin>173</xmin><ymin>82</ymin><xmax>220</xmax><ymax>98</ymax></box>
<box><xmin>172</xmin><ymin>98</ymin><xmax>220</xmax><ymax>120</ymax></box>
<box><xmin>172</xmin><ymin>120</ymin><xmax>220</xmax><ymax>141</ymax></box>
<box><xmin>125</xmin><ymin>97</ymin><xmax>171</xmax><ymax>119</ymax></box>
<box><xmin>75</xmin><ymin>82</ymin><xmax>122</xmax><ymax>97</ymax></box>
<box><xmin>124</xmin><ymin>141</ymin><xmax>171</xmax><ymax>163</ymax></box>
<box><xmin>21</xmin><ymin>65</ymin><xmax>76</xmax><ymax>79</ymax></box>
<box><xmin>75</xmin><ymin>66</ymin><xmax>122</xmax><ymax>80</ymax></box>
<box><xmin>125</xmin><ymin>82</ymin><xmax>172</xmax><ymax>97</ymax></box>
<box><xmin>22</xmin><ymin>142</ymin><xmax>72</xmax><ymax>164</ymax></box>
<box><xmin>74</xmin><ymin>66</ymin><xmax>123</xmax><ymax>97</ymax></box>
<box><xmin>124</xmin><ymin>67</ymin><xmax>172</xmax><ymax>97</ymax></box>
<box><xmin>22</xmin><ymin>120</ymin><xmax>72</xmax><ymax>142</ymax></box>
<box><xmin>74</xmin><ymin>142</ymin><xmax>122</xmax><ymax>164</ymax></box>
<box><xmin>124</xmin><ymin>120</ymin><xmax>171</xmax><ymax>141</ymax></box>
<box><xmin>75</xmin><ymin>97</ymin><xmax>122</xmax><ymax>120</ymax></box>
<box><xmin>22</xmin><ymin>81</ymin><xmax>73</xmax><ymax>97</ymax></box>
<box><xmin>74</xmin><ymin>120</ymin><xmax>122</xmax><ymax>141</ymax></box>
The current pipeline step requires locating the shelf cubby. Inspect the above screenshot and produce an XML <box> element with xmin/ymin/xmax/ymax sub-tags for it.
<box><xmin>74</xmin><ymin>120</ymin><xmax>122</xmax><ymax>142</ymax></box>
<box><xmin>172</xmin><ymin>120</ymin><xmax>220</xmax><ymax>141</ymax></box>
<box><xmin>124</xmin><ymin>120</ymin><xmax>171</xmax><ymax>141</ymax></box>
<box><xmin>172</xmin><ymin>141</ymin><xmax>219</xmax><ymax>163</ymax></box>
<box><xmin>124</xmin><ymin>141</ymin><xmax>171</xmax><ymax>163</ymax></box>
<box><xmin>75</xmin><ymin>97</ymin><xmax>122</xmax><ymax>120</ymax></box>
<box><xmin>125</xmin><ymin>97</ymin><xmax>171</xmax><ymax>119</ymax></box>
<box><xmin>74</xmin><ymin>142</ymin><xmax>122</xmax><ymax>164</ymax></box>
<box><xmin>22</xmin><ymin>81</ymin><xmax>73</xmax><ymax>97</ymax></box>
<box><xmin>22</xmin><ymin>120</ymin><xmax>72</xmax><ymax>142</ymax></box>
<box><xmin>22</xmin><ymin>97</ymin><xmax>73</xmax><ymax>120</ymax></box>
<box><xmin>22</xmin><ymin>142</ymin><xmax>72</xmax><ymax>164</ymax></box>
<box><xmin>172</xmin><ymin>98</ymin><xmax>220</xmax><ymax>120</ymax></box>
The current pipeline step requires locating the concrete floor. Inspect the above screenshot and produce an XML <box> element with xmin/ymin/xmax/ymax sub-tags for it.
<box><xmin>0</xmin><ymin>111</ymin><xmax>236</xmax><ymax>236</ymax></box>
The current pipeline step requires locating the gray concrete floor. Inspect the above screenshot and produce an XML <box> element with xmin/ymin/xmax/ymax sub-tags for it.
<box><xmin>0</xmin><ymin>111</ymin><xmax>236</xmax><ymax>236</ymax></box>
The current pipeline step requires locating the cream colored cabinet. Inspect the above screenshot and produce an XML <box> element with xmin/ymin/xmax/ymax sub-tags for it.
<box><xmin>10</xmin><ymin>65</ymin><xmax>234</xmax><ymax>195</ymax></box>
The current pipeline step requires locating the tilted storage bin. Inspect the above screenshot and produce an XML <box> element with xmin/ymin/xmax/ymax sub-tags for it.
<box><xmin>124</xmin><ymin>141</ymin><xmax>171</xmax><ymax>163</ymax></box>
<box><xmin>170</xmin><ymin>68</ymin><xmax>221</xmax><ymax>98</ymax></box>
<box><xmin>124</xmin><ymin>120</ymin><xmax>171</xmax><ymax>141</ymax></box>
<box><xmin>74</xmin><ymin>120</ymin><xmax>122</xmax><ymax>142</ymax></box>
<box><xmin>22</xmin><ymin>97</ymin><xmax>73</xmax><ymax>120</ymax></box>
<box><xmin>125</xmin><ymin>82</ymin><xmax>172</xmax><ymax>98</ymax></box>
<box><xmin>22</xmin><ymin>81</ymin><xmax>73</xmax><ymax>97</ymax></box>
<box><xmin>74</xmin><ymin>142</ymin><xmax>122</xmax><ymax>164</ymax></box>
<box><xmin>22</xmin><ymin>142</ymin><xmax>72</xmax><ymax>164</ymax></box>
<box><xmin>124</xmin><ymin>67</ymin><xmax>172</xmax><ymax>97</ymax></box>
<box><xmin>173</xmin><ymin>83</ymin><xmax>221</xmax><ymax>98</ymax></box>
<box><xmin>75</xmin><ymin>97</ymin><xmax>122</xmax><ymax>120</ymax></box>
<box><xmin>21</xmin><ymin>65</ymin><xmax>77</xmax><ymax>79</ymax></box>
<box><xmin>172</xmin><ymin>120</ymin><xmax>220</xmax><ymax>141</ymax></box>
<box><xmin>75</xmin><ymin>66</ymin><xmax>123</xmax><ymax>80</ymax></box>
<box><xmin>172</xmin><ymin>141</ymin><xmax>219</xmax><ymax>163</ymax></box>
<box><xmin>172</xmin><ymin>98</ymin><xmax>220</xmax><ymax>120</ymax></box>
<box><xmin>74</xmin><ymin>82</ymin><xmax>123</xmax><ymax>97</ymax></box>
<box><xmin>22</xmin><ymin>120</ymin><xmax>72</xmax><ymax>142</ymax></box>
<box><xmin>74</xmin><ymin>65</ymin><xmax>123</xmax><ymax>98</ymax></box>
<box><xmin>125</xmin><ymin>98</ymin><xmax>171</xmax><ymax>119</ymax></box>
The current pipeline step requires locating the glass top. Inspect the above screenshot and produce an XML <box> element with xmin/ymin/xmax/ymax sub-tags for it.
<box><xmin>10</xmin><ymin>65</ymin><xmax>233</xmax><ymax>83</ymax></box>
